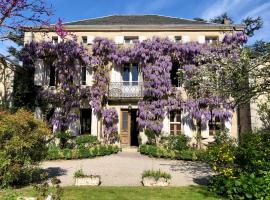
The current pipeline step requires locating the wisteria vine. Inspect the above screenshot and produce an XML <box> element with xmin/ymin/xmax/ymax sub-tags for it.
<box><xmin>20</xmin><ymin>31</ymin><xmax>247</xmax><ymax>139</ymax></box>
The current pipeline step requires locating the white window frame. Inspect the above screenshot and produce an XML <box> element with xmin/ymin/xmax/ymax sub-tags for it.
<box><xmin>175</xmin><ymin>36</ymin><xmax>182</xmax><ymax>43</ymax></box>
<box><xmin>205</xmin><ymin>36</ymin><xmax>219</xmax><ymax>44</ymax></box>
<box><xmin>124</xmin><ymin>36</ymin><xmax>139</xmax><ymax>44</ymax></box>
<box><xmin>169</xmin><ymin>110</ymin><xmax>182</xmax><ymax>135</ymax></box>
<box><xmin>121</xmin><ymin>63</ymin><xmax>139</xmax><ymax>83</ymax></box>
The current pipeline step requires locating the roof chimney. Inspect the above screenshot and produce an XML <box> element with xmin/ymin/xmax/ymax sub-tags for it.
<box><xmin>224</xmin><ymin>18</ymin><xmax>230</xmax><ymax>25</ymax></box>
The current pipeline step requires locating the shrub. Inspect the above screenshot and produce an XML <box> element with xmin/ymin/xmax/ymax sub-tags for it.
<box><xmin>209</xmin><ymin>172</ymin><xmax>270</xmax><ymax>199</ymax></box>
<box><xmin>145</xmin><ymin>129</ymin><xmax>157</xmax><ymax>144</ymax></box>
<box><xmin>0</xmin><ymin>109</ymin><xmax>51</xmax><ymax>188</ymax></box>
<box><xmin>207</xmin><ymin>130</ymin><xmax>270</xmax><ymax>199</ymax></box>
<box><xmin>46</xmin><ymin>145</ymin><xmax>121</xmax><ymax>160</ymax></box>
<box><xmin>236</xmin><ymin>131</ymin><xmax>270</xmax><ymax>173</ymax></box>
<box><xmin>62</xmin><ymin>148</ymin><xmax>72</xmax><ymax>159</ymax></box>
<box><xmin>139</xmin><ymin>144</ymin><xmax>207</xmax><ymax>161</ymax></box>
<box><xmin>47</xmin><ymin>144</ymin><xmax>62</xmax><ymax>160</ymax></box>
<box><xmin>75</xmin><ymin>135</ymin><xmax>99</xmax><ymax>148</ymax></box>
<box><xmin>73</xmin><ymin>169</ymin><xmax>87</xmax><ymax>178</ymax></box>
<box><xmin>162</xmin><ymin>134</ymin><xmax>190</xmax><ymax>151</ymax></box>
<box><xmin>142</xmin><ymin>169</ymin><xmax>171</xmax><ymax>181</ymax></box>
<box><xmin>206</xmin><ymin>131</ymin><xmax>237</xmax><ymax>177</ymax></box>
<box><xmin>55</xmin><ymin>131</ymin><xmax>72</xmax><ymax>149</ymax></box>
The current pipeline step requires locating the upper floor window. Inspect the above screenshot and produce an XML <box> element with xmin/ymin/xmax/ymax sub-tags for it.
<box><xmin>82</xmin><ymin>36</ymin><xmax>87</xmax><ymax>44</ymax></box>
<box><xmin>175</xmin><ymin>36</ymin><xmax>182</xmax><ymax>43</ymax></box>
<box><xmin>124</xmin><ymin>36</ymin><xmax>139</xmax><ymax>44</ymax></box>
<box><xmin>170</xmin><ymin>110</ymin><xmax>181</xmax><ymax>135</ymax></box>
<box><xmin>122</xmin><ymin>64</ymin><xmax>138</xmax><ymax>86</ymax></box>
<box><xmin>49</xmin><ymin>65</ymin><xmax>56</xmax><ymax>86</ymax></box>
<box><xmin>52</xmin><ymin>36</ymin><xmax>58</xmax><ymax>44</ymax></box>
<box><xmin>81</xmin><ymin>66</ymin><xmax>86</xmax><ymax>85</ymax></box>
<box><xmin>171</xmin><ymin>62</ymin><xmax>183</xmax><ymax>87</ymax></box>
<box><xmin>205</xmin><ymin>36</ymin><xmax>219</xmax><ymax>45</ymax></box>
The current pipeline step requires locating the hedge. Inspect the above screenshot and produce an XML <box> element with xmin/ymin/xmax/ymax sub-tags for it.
<box><xmin>139</xmin><ymin>144</ymin><xmax>208</xmax><ymax>161</ymax></box>
<box><xmin>47</xmin><ymin>145</ymin><xmax>121</xmax><ymax>160</ymax></box>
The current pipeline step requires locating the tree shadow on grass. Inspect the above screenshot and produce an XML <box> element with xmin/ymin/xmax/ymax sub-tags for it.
<box><xmin>188</xmin><ymin>185</ymin><xmax>224</xmax><ymax>199</ymax></box>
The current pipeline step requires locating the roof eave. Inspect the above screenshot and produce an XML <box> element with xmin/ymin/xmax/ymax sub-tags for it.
<box><xmin>27</xmin><ymin>24</ymin><xmax>245</xmax><ymax>32</ymax></box>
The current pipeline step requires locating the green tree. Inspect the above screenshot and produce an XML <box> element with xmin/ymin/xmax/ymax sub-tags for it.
<box><xmin>209</xmin><ymin>13</ymin><xmax>263</xmax><ymax>37</ymax></box>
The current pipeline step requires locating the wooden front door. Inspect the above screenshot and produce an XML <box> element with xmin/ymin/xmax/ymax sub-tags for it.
<box><xmin>120</xmin><ymin>110</ymin><xmax>130</xmax><ymax>146</ymax></box>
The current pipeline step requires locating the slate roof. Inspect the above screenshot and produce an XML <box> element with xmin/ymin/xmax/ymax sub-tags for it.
<box><xmin>64</xmin><ymin>15</ymin><xmax>212</xmax><ymax>26</ymax></box>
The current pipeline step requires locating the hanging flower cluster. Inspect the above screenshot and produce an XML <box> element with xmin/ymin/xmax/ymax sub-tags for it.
<box><xmin>102</xmin><ymin>108</ymin><xmax>119</xmax><ymax>143</ymax></box>
<box><xmin>90</xmin><ymin>37</ymin><xmax>116</xmax><ymax>115</ymax></box>
<box><xmin>20</xmin><ymin>31</ymin><xmax>247</xmax><ymax>136</ymax></box>
<box><xmin>21</xmin><ymin>40</ymin><xmax>90</xmax><ymax>131</ymax></box>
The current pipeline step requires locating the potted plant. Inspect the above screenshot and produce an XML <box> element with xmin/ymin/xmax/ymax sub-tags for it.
<box><xmin>142</xmin><ymin>169</ymin><xmax>171</xmax><ymax>186</ymax></box>
<box><xmin>73</xmin><ymin>169</ymin><xmax>101</xmax><ymax>186</ymax></box>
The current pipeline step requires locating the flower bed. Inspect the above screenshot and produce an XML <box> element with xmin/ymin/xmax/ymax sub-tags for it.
<box><xmin>142</xmin><ymin>170</ymin><xmax>171</xmax><ymax>187</ymax></box>
<box><xmin>139</xmin><ymin>144</ymin><xmax>207</xmax><ymax>161</ymax></box>
<box><xmin>47</xmin><ymin>145</ymin><xmax>121</xmax><ymax>160</ymax></box>
<box><xmin>73</xmin><ymin>169</ymin><xmax>101</xmax><ymax>186</ymax></box>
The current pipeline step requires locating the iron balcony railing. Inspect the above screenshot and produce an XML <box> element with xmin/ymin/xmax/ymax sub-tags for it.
<box><xmin>108</xmin><ymin>82</ymin><xmax>143</xmax><ymax>99</ymax></box>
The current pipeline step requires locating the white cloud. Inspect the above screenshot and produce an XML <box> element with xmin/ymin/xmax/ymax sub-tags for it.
<box><xmin>201</xmin><ymin>0</ymin><xmax>251</xmax><ymax>19</ymax></box>
<box><xmin>242</xmin><ymin>1</ymin><xmax>270</xmax><ymax>18</ymax></box>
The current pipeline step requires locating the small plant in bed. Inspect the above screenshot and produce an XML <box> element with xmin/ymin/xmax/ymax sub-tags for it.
<box><xmin>73</xmin><ymin>169</ymin><xmax>101</xmax><ymax>186</ymax></box>
<box><xmin>142</xmin><ymin>170</ymin><xmax>171</xmax><ymax>186</ymax></box>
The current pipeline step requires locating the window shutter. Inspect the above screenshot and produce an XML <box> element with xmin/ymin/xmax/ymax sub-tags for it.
<box><xmin>182</xmin><ymin>35</ymin><xmax>190</xmax><ymax>43</ymax></box>
<box><xmin>139</xmin><ymin>36</ymin><xmax>146</xmax><ymax>42</ymax></box>
<box><xmin>24</xmin><ymin>32</ymin><xmax>33</xmax><ymax>45</ymax></box>
<box><xmin>198</xmin><ymin>35</ymin><xmax>205</xmax><ymax>44</ymax></box>
<box><xmin>168</xmin><ymin>35</ymin><xmax>175</xmax><ymax>42</ymax></box>
<box><xmin>115</xmin><ymin>36</ymin><xmax>124</xmax><ymax>44</ymax></box>
<box><xmin>86</xmin><ymin>66</ymin><xmax>92</xmax><ymax>86</ymax></box>
<box><xmin>201</xmin><ymin>121</ymin><xmax>209</xmax><ymax>138</ymax></box>
<box><xmin>34</xmin><ymin>59</ymin><xmax>45</xmax><ymax>86</ymax></box>
<box><xmin>58</xmin><ymin>37</ymin><xmax>63</xmax><ymax>43</ymax></box>
<box><xmin>87</xmin><ymin>36</ymin><xmax>94</xmax><ymax>44</ymax></box>
<box><xmin>44</xmin><ymin>36</ymin><xmax>51</xmax><ymax>42</ymax></box>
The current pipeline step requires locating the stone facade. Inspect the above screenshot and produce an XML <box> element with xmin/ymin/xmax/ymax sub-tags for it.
<box><xmin>24</xmin><ymin>15</ymin><xmax>245</xmax><ymax>146</ymax></box>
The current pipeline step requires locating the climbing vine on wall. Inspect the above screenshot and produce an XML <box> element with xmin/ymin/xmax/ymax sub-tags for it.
<box><xmin>21</xmin><ymin>29</ymin><xmax>247</xmax><ymax>138</ymax></box>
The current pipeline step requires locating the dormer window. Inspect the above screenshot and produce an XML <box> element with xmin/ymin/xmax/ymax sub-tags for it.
<box><xmin>52</xmin><ymin>36</ymin><xmax>58</xmax><ymax>44</ymax></box>
<box><xmin>82</xmin><ymin>36</ymin><xmax>87</xmax><ymax>44</ymax></box>
<box><xmin>124</xmin><ymin>36</ymin><xmax>139</xmax><ymax>44</ymax></box>
<box><xmin>205</xmin><ymin>36</ymin><xmax>219</xmax><ymax>44</ymax></box>
<box><xmin>175</xmin><ymin>36</ymin><xmax>182</xmax><ymax>43</ymax></box>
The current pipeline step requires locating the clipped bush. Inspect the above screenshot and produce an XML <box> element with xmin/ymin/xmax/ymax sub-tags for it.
<box><xmin>46</xmin><ymin>145</ymin><xmax>121</xmax><ymax>160</ymax></box>
<box><xmin>75</xmin><ymin>135</ymin><xmax>99</xmax><ymax>148</ymax></box>
<box><xmin>0</xmin><ymin>109</ymin><xmax>51</xmax><ymax>188</ymax></box>
<box><xmin>139</xmin><ymin>144</ymin><xmax>207</xmax><ymax>161</ymax></box>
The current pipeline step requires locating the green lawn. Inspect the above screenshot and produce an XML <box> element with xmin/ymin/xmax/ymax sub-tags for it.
<box><xmin>0</xmin><ymin>186</ymin><xmax>223</xmax><ymax>200</ymax></box>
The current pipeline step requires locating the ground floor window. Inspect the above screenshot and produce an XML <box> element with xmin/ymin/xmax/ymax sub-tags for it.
<box><xmin>209</xmin><ymin>115</ymin><xmax>224</xmax><ymax>136</ymax></box>
<box><xmin>170</xmin><ymin>110</ymin><xmax>181</xmax><ymax>135</ymax></box>
<box><xmin>80</xmin><ymin>109</ymin><xmax>92</xmax><ymax>134</ymax></box>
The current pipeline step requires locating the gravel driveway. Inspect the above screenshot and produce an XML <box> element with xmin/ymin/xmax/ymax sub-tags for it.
<box><xmin>41</xmin><ymin>149</ymin><xmax>213</xmax><ymax>186</ymax></box>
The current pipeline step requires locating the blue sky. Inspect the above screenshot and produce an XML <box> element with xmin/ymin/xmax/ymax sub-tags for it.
<box><xmin>1</xmin><ymin>0</ymin><xmax>270</xmax><ymax>55</ymax></box>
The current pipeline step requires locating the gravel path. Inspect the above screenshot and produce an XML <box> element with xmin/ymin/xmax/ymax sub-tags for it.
<box><xmin>41</xmin><ymin>149</ymin><xmax>213</xmax><ymax>186</ymax></box>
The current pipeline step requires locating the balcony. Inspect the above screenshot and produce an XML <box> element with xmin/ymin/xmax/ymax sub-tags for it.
<box><xmin>108</xmin><ymin>82</ymin><xmax>143</xmax><ymax>99</ymax></box>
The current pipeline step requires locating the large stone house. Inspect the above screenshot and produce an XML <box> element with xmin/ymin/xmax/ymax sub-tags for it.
<box><xmin>24</xmin><ymin>15</ymin><xmax>246</xmax><ymax>147</ymax></box>
<box><xmin>0</xmin><ymin>54</ymin><xmax>23</xmax><ymax>107</ymax></box>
